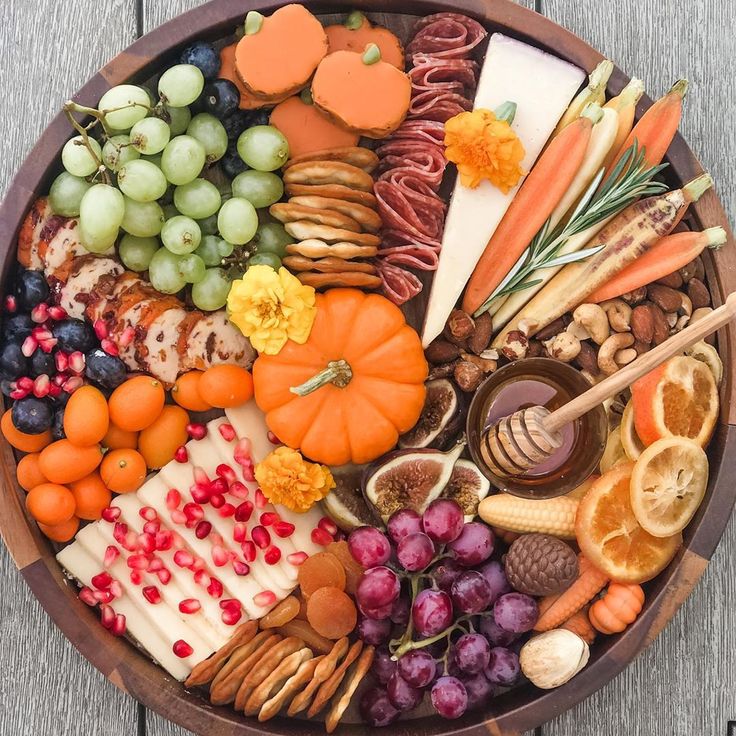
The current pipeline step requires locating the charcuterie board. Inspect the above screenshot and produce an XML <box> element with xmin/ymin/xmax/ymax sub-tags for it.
<box><xmin>0</xmin><ymin>2</ymin><xmax>735</xmax><ymax>735</ymax></box>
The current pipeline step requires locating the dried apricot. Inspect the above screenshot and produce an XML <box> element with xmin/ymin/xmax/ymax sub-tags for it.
<box><xmin>108</xmin><ymin>376</ymin><xmax>165</xmax><ymax>431</ymax></box>
<box><xmin>100</xmin><ymin>448</ymin><xmax>147</xmax><ymax>493</ymax></box>
<box><xmin>306</xmin><ymin>586</ymin><xmax>358</xmax><ymax>640</ymax></box>
<box><xmin>63</xmin><ymin>385</ymin><xmax>109</xmax><ymax>446</ymax></box>
<box><xmin>39</xmin><ymin>440</ymin><xmax>103</xmax><ymax>484</ymax></box>
<box><xmin>102</xmin><ymin>423</ymin><xmax>139</xmax><ymax>450</ymax></box>
<box><xmin>275</xmin><ymin>619</ymin><xmax>335</xmax><ymax>654</ymax></box>
<box><xmin>297</xmin><ymin>551</ymin><xmax>346</xmax><ymax>597</ymax></box>
<box><xmin>198</xmin><ymin>364</ymin><xmax>254</xmax><ymax>408</ymax></box>
<box><xmin>69</xmin><ymin>472</ymin><xmax>112</xmax><ymax>520</ymax></box>
<box><xmin>260</xmin><ymin>595</ymin><xmax>300</xmax><ymax>629</ymax></box>
<box><xmin>1</xmin><ymin>410</ymin><xmax>52</xmax><ymax>452</ymax></box>
<box><xmin>38</xmin><ymin>516</ymin><xmax>80</xmax><ymax>543</ymax></box>
<box><xmin>327</xmin><ymin>540</ymin><xmax>364</xmax><ymax>595</ymax></box>
<box><xmin>26</xmin><ymin>482</ymin><xmax>76</xmax><ymax>526</ymax></box>
<box><xmin>137</xmin><ymin>405</ymin><xmax>189</xmax><ymax>469</ymax></box>
<box><xmin>171</xmin><ymin>371</ymin><xmax>212</xmax><ymax>412</ymax></box>
<box><xmin>16</xmin><ymin>453</ymin><xmax>48</xmax><ymax>491</ymax></box>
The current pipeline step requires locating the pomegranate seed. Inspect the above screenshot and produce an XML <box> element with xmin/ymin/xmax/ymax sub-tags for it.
<box><xmin>91</xmin><ymin>572</ymin><xmax>112</xmax><ymax>590</ymax></box>
<box><xmin>55</xmin><ymin>351</ymin><xmax>69</xmax><ymax>372</ymax></box>
<box><xmin>241</xmin><ymin>459</ymin><xmax>256</xmax><ymax>482</ymax></box>
<box><xmin>194</xmin><ymin>569</ymin><xmax>208</xmax><ymax>587</ymax></box>
<box><xmin>147</xmin><ymin>556</ymin><xmax>164</xmax><ymax>573</ymax></box>
<box><xmin>30</xmin><ymin>303</ymin><xmax>48</xmax><ymax>323</ymax></box>
<box><xmin>124</xmin><ymin>531</ymin><xmax>138</xmax><ymax>551</ymax></box>
<box><xmin>143</xmin><ymin>519</ymin><xmax>160</xmax><ymax>535</ymax></box>
<box><xmin>94</xmin><ymin>590</ymin><xmax>114</xmax><ymax>604</ymax></box>
<box><xmin>170</xmin><ymin>509</ymin><xmax>187</xmax><ymax>525</ymax></box>
<box><xmin>165</xmin><ymin>490</ymin><xmax>181</xmax><ymax>511</ymax></box>
<box><xmin>311</xmin><ymin>528</ymin><xmax>333</xmax><ymax>546</ymax></box>
<box><xmin>209</xmin><ymin>493</ymin><xmax>225</xmax><ymax>509</ymax></box>
<box><xmin>267</xmin><ymin>431</ymin><xmax>281</xmax><ymax>445</ymax></box>
<box><xmin>186</xmin><ymin>423</ymin><xmax>207</xmax><ymax>441</ymax></box>
<box><xmin>112</xmin><ymin>613</ymin><xmax>127</xmax><ymax>637</ymax></box>
<box><xmin>157</xmin><ymin>568</ymin><xmax>172</xmax><ymax>585</ymax></box>
<box><xmin>109</xmin><ymin>580</ymin><xmax>123</xmax><ymax>599</ymax></box>
<box><xmin>39</xmin><ymin>337</ymin><xmax>58</xmax><ymax>353</ymax></box>
<box><xmin>67</xmin><ymin>351</ymin><xmax>85</xmax><ymax>374</ymax></box>
<box><xmin>179</xmin><ymin>598</ymin><xmax>201</xmax><ymax>614</ymax></box>
<box><xmin>251</xmin><ymin>526</ymin><xmax>271</xmax><ymax>549</ymax></box>
<box><xmin>101</xmin><ymin>338</ymin><xmax>119</xmax><ymax>356</ymax></box>
<box><xmin>93</xmin><ymin>319</ymin><xmax>109</xmax><ymax>340</ymax></box>
<box><xmin>195</xmin><ymin>520</ymin><xmax>212</xmax><ymax>539</ymax></box>
<box><xmin>215</xmin><ymin>463</ymin><xmax>237</xmax><ymax>484</ymax></box>
<box><xmin>62</xmin><ymin>375</ymin><xmax>83</xmax><ymax>393</ymax></box>
<box><xmin>32</xmin><ymin>327</ymin><xmax>52</xmax><ymax>341</ymax></box>
<box><xmin>47</xmin><ymin>383</ymin><xmax>62</xmax><ymax>398</ymax></box>
<box><xmin>241</xmin><ymin>541</ymin><xmax>256</xmax><ymax>562</ymax></box>
<box><xmin>234</xmin><ymin>501</ymin><xmax>254</xmax><ymax>522</ymax></box>
<box><xmin>48</xmin><ymin>305</ymin><xmax>67</xmax><ymax>321</ymax></box>
<box><xmin>4</xmin><ymin>295</ymin><xmax>17</xmax><ymax>312</ymax></box>
<box><xmin>21</xmin><ymin>336</ymin><xmax>37</xmax><ymax>357</ymax></box>
<box><xmin>173</xmin><ymin>639</ymin><xmax>193</xmax><ymax>658</ymax></box>
<box><xmin>219</xmin><ymin>598</ymin><xmax>241</xmax><ymax>612</ymax></box>
<box><xmin>233</xmin><ymin>560</ymin><xmax>250</xmax><ymax>576</ymax></box>
<box><xmin>142</xmin><ymin>586</ymin><xmax>161</xmax><ymax>604</ymax></box>
<box><xmin>118</xmin><ymin>326</ymin><xmax>135</xmax><ymax>347</ymax></box>
<box><xmin>138</xmin><ymin>533</ymin><xmax>155</xmax><ymax>554</ymax></box>
<box><xmin>31</xmin><ymin>374</ymin><xmax>50</xmax><ymax>398</ymax></box>
<box><xmin>130</xmin><ymin>571</ymin><xmax>143</xmax><ymax>585</ymax></box>
<box><xmin>174</xmin><ymin>550</ymin><xmax>194</xmax><ymax>568</ymax></box>
<box><xmin>99</xmin><ymin>604</ymin><xmax>115</xmax><ymax>629</ymax></box>
<box><xmin>103</xmin><ymin>507</ymin><xmax>122</xmax><ymax>524</ymax></box>
<box><xmin>103</xmin><ymin>545</ymin><xmax>120</xmax><ymax>568</ymax></box>
<box><xmin>260</xmin><ymin>512</ymin><xmax>279</xmax><ymax>527</ymax></box>
<box><xmin>212</xmin><ymin>545</ymin><xmax>228</xmax><ymax>567</ymax></box>
<box><xmin>190</xmin><ymin>485</ymin><xmax>210</xmax><ymax>504</ymax></box>
<box><xmin>233</xmin><ymin>523</ymin><xmax>248</xmax><ymax>544</ymax></box>
<box><xmin>218</xmin><ymin>423</ymin><xmax>236</xmax><ymax>442</ymax></box>
<box><xmin>207</xmin><ymin>577</ymin><xmax>224</xmax><ymax>598</ymax></box>
<box><xmin>254</xmin><ymin>590</ymin><xmax>277</xmax><ymax>608</ymax></box>
<box><xmin>211</xmin><ymin>477</ymin><xmax>228</xmax><ymax>496</ymax></box>
<box><xmin>254</xmin><ymin>489</ymin><xmax>267</xmax><ymax>509</ymax></box>
<box><xmin>287</xmin><ymin>551</ymin><xmax>308</xmax><ymax>567</ymax></box>
<box><xmin>273</xmin><ymin>521</ymin><xmax>295</xmax><ymax>538</ymax></box>
<box><xmin>193</xmin><ymin>465</ymin><xmax>210</xmax><ymax>484</ymax></box>
<box><xmin>112</xmin><ymin>521</ymin><xmax>128</xmax><ymax>543</ymax></box>
<box><xmin>16</xmin><ymin>376</ymin><xmax>33</xmax><ymax>391</ymax></box>
<box><xmin>174</xmin><ymin>446</ymin><xmax>188</xmax><ymax>463</ymax></box>
<box><xmin>79</xmin><ymin>587</ymin><xmax>96</xmax><ymax>606</ymax></box>
<box><xmin>155</xmin><ymin>530</ymin><xmax>173</xmax><ymax>551</ymax></box>
<box><xmin>264</xmin><ymin>545</ymin><xmax>281</xmax><ymax>565</ymax></box>
<box><xmin>233</xmin><ymin>437</ymin><xmax>252</xmax><ymax>464</ymax></box>
<box><xmin>229</xmin><ymin>481</ymin><xmax>249</xmax><ymax>500</ymax></box>
<box><xmin>183</xmin><ymin>504</ymin><xmax>204</xmax><ymax>523</ymax></box>
<box><xmin>318</xmin><ymin>517</ymin><xmax>338</xmax><ymax>537</ymax></box>
<box><xmin>218</xmin><ymin>503</ymin><xmax>236</xmax><ymax>518</ymax></box>
<box><xmin>127</xmin><ymin>554</ymin><xmax>149</xmax><ymax>571</ymax></box>
<box><xmin>52</xmin><ymin>373</ymin><xmax>67</xmax><ymax>387</ymax></box>
<box><xmin>10</xmin><ymin>385</ymin><xmax>30</xmax><ymax>400</ymax></box>
<box><xmin>222</xmin><ymin>607</ymin><xmax>242</xmax><ymax>626</ymax></box>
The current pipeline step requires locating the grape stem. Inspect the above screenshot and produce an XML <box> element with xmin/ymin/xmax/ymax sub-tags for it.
<box><xmin>391</xmin><ymin>613</ymin><xmax>476</xmax><ymax>659</ymax></box>
<box><xmin>62</xmin><ymin>102</ymin><xmax>110</xmax><ymax>186</ymax></box>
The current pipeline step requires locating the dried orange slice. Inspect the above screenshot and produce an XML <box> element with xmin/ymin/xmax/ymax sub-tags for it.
<box><xmin>600</xmin><ymin>425</ymin><xmax>626</xmax><ymax>473</ymax></box>
<box><xmin>631</xmin><ymin>356</ymin><xmax>718</xmax><ymax>448</ymax></box>
<box><xmin>575</xmin><ymin>463</ymin><xmax>681</xmax><ymax>584</ymax></box>
<box><xmin>620</xmin><ymin>401</ymin><xmax>646</xmax><ymax>461</ymax></box>
<box><xmin>630</xmin><ymin>437</ymin><xmax>708</xmax><ymax>537</ymax></box>
<box><xmin>683</xmin><ymin>340</ymin><xmax>723</xmax><ymax>386</ymax></box>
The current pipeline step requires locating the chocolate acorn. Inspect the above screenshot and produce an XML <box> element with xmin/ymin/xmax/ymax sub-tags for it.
<box><xmin>504</xmin><ymin>534</ymin><xmax>578</xmax><ymax>596</ymax></box>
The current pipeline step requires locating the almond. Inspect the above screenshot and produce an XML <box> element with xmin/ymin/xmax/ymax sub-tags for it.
<box><xmin>647</xmin><ymin>284</ymin><xmax>683</xmax><ymax>313</ymax></box>
<box><xmin>655</xmin><ymin>270</ymin><xmax>683</xmax><ymax>289</ymax></box>
<box><xmin>425</xmin><ymin>340</ymin><xmax>460</xmax><ymax>364</ymax></box>
<box><xmin>467</xmin><ymin>311</ymin><xmax>493</xmax><ymax>355</ymax></box>
<box><xmin>630</xmin><ymin>305</ymin><xmax>655</xmax><ymax>344</ymax></box>
<box><xmin>620</xmin><ymin>286</ymin><xmax>647</xmax><ymax>306</ymax></box>
<box><xmin>573</xmin><ymin>340</ymin><xmax>599</xmax><ymax>375</ymax></box>
<box><xmin>687</xmin><ymin>277</ymin><xmax>711</xmax><ymax>309</ymax></box>
<box><xmin>536</xmin><ymin>317</ymin><xmax>567</xmax><ymax>341</ymax></box>
<box><xmin>649</xmin><ymin>303</ymin><xmax>670</xmax><ymax>345</ymax></box>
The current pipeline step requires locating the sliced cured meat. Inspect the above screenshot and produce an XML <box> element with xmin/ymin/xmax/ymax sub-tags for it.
<box><xmin>58</xmin><ymin>256</ymin><xmax>124</xmax><ymax>320</ymax></box>
<box><xmin>408</xmin><ymin>90</ymin><xmax>473</xmax><ymax>121</ymax></box>
<box><xmin>374</xmin><ymin>260</ymin><xmax>423</xmax><ymax>306</ymax></box>
<box><xmin>408</xmin><ymin>56</ymin><xmax>479</xmax><ymax>92</ymax></box>
<box><xmin>375</xmin><ymin>140</ymin><xmax>447</xmax><ymax>190</ymax></box>
<box><xmin>407</xmin><ymin>13</ymin><xmax>487</xmax><ymax>59</ymax></box>
<box><xmin>386</xmin><ymin>120</ymin><xmax>447</xmax><ymax>146</ymax></box>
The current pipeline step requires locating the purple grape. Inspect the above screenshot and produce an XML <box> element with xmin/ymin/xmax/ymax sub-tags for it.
<box><xmin>430</xmin><ymin>676</ymin><xmax>468</xmax><ymax>719</ymax></box>
<box><xmin>359</xmin><ymin>601</ymin><xmax>394</xmax><ymax>620</ymax></box>
<box><xmin>463</xmin><ymin>672</ymin><xmax>496</xmax><ymax>710</ymax></box>
<box><xmin>390</xmin><ymin>594</ymin><xmax>411</xmax><ymax>626</ymax></box>
<box><xmin>357</xmin><ymin>566</ymin><xmax>401</xmax><ymax>611</ymax></box>
<box><xmin>450</xmin><ymin>571</ymin><xmax>493</xmax><ymax>614</ymax></box>
<box><xmin>371</xmin><ymin>647</ymin><xmax>398</xmax><ymax>685</ymax></box>
<box><xmin>484</xmin><ymin>647</ymin><xmax>520</xmax><ymax>687</ymax></box>
<box><xmin>447</xmin><ymin>522</ymin><xmax>494</xmax><ymax>567</ymax></box>
<box><xmin>348</xmin><ymin>526</ymin><xmax>391</xmax><ymax>568</ymax></box>
<box><xmin>453</xmin><ymin>633</ymin><xmax>491</xmax><ymax>675</ymax></box>
<box><xmin>358</xmin><ymin>615</ymin><xmax>392</xmax><ymax>646</ymax></box>
<box><xmin>479</xmin><ymin>615</ymin><xmax>519</xmax><ymax>647</ymax></box>
<box><xmin>387</xmin><ymin>508</ymin><xmax>422</xmax><ymax>544</ymax></box>
<box><xmin>412</xmin><ymin>589</ymin><xmax>453</xmax><ymax>637</ymax></box>
<box><xmin>493</xmin><ymin>592</ymin><xmax>539</xmax><ymax>633</ymax></box>
<box><xmin>396</xmin><ymin>532</ymin><xmax>435</xmax><ymax>571</ymax></box>
<box><xmin>433</xmin><ymin>557</ymin><xmax>464</xmax><ymax>592</ymax></box>
<box><xmin>477</xmin><ymin>560</ymin><xmax>512</xmax><ymax>605</ymax></box>
<box><xmin>397</xmin><ymin>649</ymin><xmax>436</xmax><ymax>688</ymax></box>
<box><xmin>387</xmin><ymin>671</ymin><xmax>424</xmax><ymax>711</ymax></box>
<box><xmin>422</xmin><ymin>499</ymin><xmax>464</xmax><ymax>543</ymax></box>
<box><xmin>360</xmin><ymin>686</ymin><xmax>400</xmax><ymax>727</ymax></box>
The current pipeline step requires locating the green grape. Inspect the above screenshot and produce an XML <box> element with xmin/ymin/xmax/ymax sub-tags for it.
<box><xmin>119</xmin><ymin>234</ymin><xmax>160</xmax><ymax>271</ymax></box>
<box><xmin>162</xmin><ymin>203</ymin><xmax>180</xmax><ymax>220</ymax></box>
<box><xmin>195</xmin><ymin>235</ymin><xmax>226</xmax><ymax>266</ymax></box>
<box><xmin>117</xmin><ymin>159</ymin><xmax>168</xmax><ymax>203</ymax></box>
<box><xmin>158</xmin><ymin>65</ymin><xmax>205</xmax><ymax>107</ymax></box>
<box><xmin>129</xmin><ymin>117</ymin><xmax>171</xmax><ymax>155</ymax></box>
<box><xmin>231</xmin><ymin>170</ymin><xmax>284</xmax><ymax>208</ymax></box>
<box><xmin>148</xmin><ymin>247</ymin><xmax>186</xmax><ymax>294</ymax></box>
<box><xmin>160</xmin><ymin>135</ymin><xmax>206</xmax><ymax>185</ymax></box>
<box><xmin>196</xmin><ymin>213</ymin><xmax>219</xmax><ymax>236</ymax></box>
<box><xmin>173</xmin><ymin>178</ymin><xmax>221</xmax><ymax>219</ymax></box>
<box><xmin>161</xmin><ymin>215</ymin><xmax>202</xmax><ymax>254</ymax></box>
<box><xmin>187</xmin><ymin>113</ymin><xmax>228</xmax><ymax>163</ymax></box>
<box><xmin>237</xmin><ymin>125</ymin><xmax>289</xmax><ymax>171</ymax></box>
<box><xmin>217</xmin><ymin>240</ymin><xmax>235</xmax><ymax>258</ymax></box>
<box><xmin>166</xmin><ymin>105</ymin><xmax>192</xmax><ymax>136</ymax></box>
<box><xmin>79</xmin><ymin>184</ymin><xmax>125</xmax><ymax>253</ymax></box>
<box><xmin>141</xmin><ymin>153</ymin><xmax>163</xmax><ymax>168</ymax></box>
<box><xmin>121</xmin><ymin>197</ymin><xmax>165</xmax><ymax>237</ymax></box>
<box><xmin>61</xmin><ymin>135</ymin><xmax>102</xmax><ymax>177</ymax></box>
<box><xmin>102</xmin><ymin>135</ymin><xmax>140</xmax><ymax>172</ymax></box>
<box><xmin>191</xmin><ymin>267</ymin><xmax>232</xmax><ymax>311</ymax></box>
<box><xmin>48</xmin><ymin>172</ymin><xmax>92</xmax><ymax>217</ymax></box>
<box><xmin>217</xmin><ymin>197</ymin><xmax>258</xmax><ymax>245</ymax></box>
<box><xmin>252</xmin><ymin>222</ymin><xmax>291</xmax><ymax>258</ymax></box>
<box><xmin>98</xmin><ymin>85</ymin><xmax>151</xmax><ymax>130</ymax></box>
<box><xmin>178</xmin><ymin>253</ymin><xmax>207</xmax><ymax>283</ymax></box>
<box><xmin>248</xmin><ymin>252</ymin><xmax>282</xmax><ymax>269</ymax></box>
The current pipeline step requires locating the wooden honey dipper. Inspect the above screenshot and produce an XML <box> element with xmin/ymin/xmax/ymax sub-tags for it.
<box><xmin>481</xmin><ymin>291</ymin><xmax>736</xmax><ymax>478</ymax></box>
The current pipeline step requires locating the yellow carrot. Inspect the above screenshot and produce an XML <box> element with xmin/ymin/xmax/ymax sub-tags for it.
<box><xmin>551</xmin><ymin>60</ymin><xmax>614</xmax><ymax>138</ymax></box>
<box><xmin>602</xmin><ymin>77</ymin><xmax>645</xmax><ymax>171</ymax></box>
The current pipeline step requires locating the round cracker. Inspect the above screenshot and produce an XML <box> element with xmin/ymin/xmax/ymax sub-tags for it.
<box><xmin>285</xmin><ymin>183</ymin><xmax>378</xmax><ymax>207</ymax></box>
<box><xmin>297</xmin><ymin>272</ymin><xmax>383</xmax><ymax>289</ymax></box>
<box><xmin>283</xmin><ymin>146</ymin><xmax>380</xmax><ymax>173</ymax></box>
<box><xmin>283</xmin><ymin>255</ymin><xmax>376</xmax><ymax>274</ymax></box>
<box><xmin>285</xmin><ymin>240</ymin><xmax>378</xmax><ymax>260</ymax></box>
<box><xmin>284</xmin><ymin>221</ymin><xmax>380</xmax><ymax>247</ymax></box>
<box><xmin>289</xmin><ymin>195</ymin><xmax>382</xmax><ymax>233</ymax></box>
<box><xmin>269</xmin><ymin>202</ymin><xmax>361</xmax><ymax>232</ymax></box>
<box><xmin>283</xmin><ymin>161</ymin><xmax>375</xmax><ymax>192</ymax></box>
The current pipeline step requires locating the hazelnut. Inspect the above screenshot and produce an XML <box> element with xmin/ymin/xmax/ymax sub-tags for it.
<box><xmin>454</xmin><ymin>360</ymin><xmax>484</xmax><ymax>392</ymax></box>
<box><xmin>425</xmin><ymin>340</ymin><xmax>461</xmax><ymax>364</ymax></box>
<box><xmin>501</xmin><ymin>331</ymin><xmax>529</xmax><ymax>361</ymax></box>
<box><xmin>446</xmin><ymin>309</ymin><xmax>475</xmax><ymax>342</ymax></box>
<box><xmin>544</xmin><ymin>332</ymin><xmax>582</xmax><ymax>362</ymax></box>
<box><xmin>620</xmin><ymin>287</ymin><xmax>647</xmax><ymax>306</ymax></box>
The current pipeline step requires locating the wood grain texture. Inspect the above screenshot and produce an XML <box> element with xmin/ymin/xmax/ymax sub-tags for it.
<box><xmin>541</xmin><ymin>1</ymin><xmax>736</xmax><ymax>734</ymax></box>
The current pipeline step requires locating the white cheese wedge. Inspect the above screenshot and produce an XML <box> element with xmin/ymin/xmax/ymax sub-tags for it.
<box><xmin>421</xmin><ymin>33</ymin><xmax>586</xmax><ymax>346</ymax></box>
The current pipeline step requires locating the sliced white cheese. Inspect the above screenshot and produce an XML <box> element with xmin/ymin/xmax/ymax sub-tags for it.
<box><xmin>421</xmin><ymin>33</ymin><xmax>586</xmax><ymax>346</ymax></box>
<box><xmin>225</xmin><ymin>400</ymin><xmax>276</xmax><ymax>463</ymax></box>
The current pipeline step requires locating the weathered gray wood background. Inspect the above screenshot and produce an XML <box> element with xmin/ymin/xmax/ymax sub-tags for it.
<box><xmin>1</xmin><ymin>0</ymin><xmax>734</xmax><ymax>734</ymax></box>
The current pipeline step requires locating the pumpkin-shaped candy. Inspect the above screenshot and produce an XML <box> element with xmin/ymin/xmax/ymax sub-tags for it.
<box><xmin>253</xmin><ymin>289</ymin><xmax>428</xmax><ymax>466</ymax></box>
<box><xmin>325</xmin><ymin>11</ymin><xmax>405</xmax><ymax>70</ymax></box>
<box><xmin>312</xmin><ymin>45</ymin><xmax>412</xmax><ymax>138</ymax></box>
<box><xmin>589</xmin><ymin>582</ymin><xmax>645</xmax><ymax>634</ymax></box>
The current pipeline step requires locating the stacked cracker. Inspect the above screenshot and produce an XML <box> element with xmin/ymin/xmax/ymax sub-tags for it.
<box><xmin>272</xmin><ymin>146</ymin><xmax>383</xmax><ymax>289</ymax></box>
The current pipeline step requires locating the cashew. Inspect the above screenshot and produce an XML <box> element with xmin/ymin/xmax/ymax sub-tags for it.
<box><xmin>690</xmin><ymin>307</ymin><xmax>713</xmax><ymax>325</ymax></box>
<box><xmin>598</xmin><ymin>333</ymin><xmax>635</xmax><ymax>375</ymax></box>
<box><xmin>572</xmin><ymin>304</ymin><xmax>609</xmax><ymax>345</ymax></box>
<box><xmin>544</xmin><ymin>332</ymin><xmax>582</xmax><ymax>362</ymax></box>
<box><xmin>600</xmin><ymin>299</ymin><xmax>632</xmax><ymax>333</ymax></box>
<box><xmin>614</xmin><ymin>348</ymin><xmax>637</xmax><ymax>366</ymax></box>
<box><xmin>566</xmin><ymin>321</ymin><xmax>591</xmax><ymax>341</ymax></box>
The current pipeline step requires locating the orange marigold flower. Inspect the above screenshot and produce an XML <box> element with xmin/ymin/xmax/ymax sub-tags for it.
<box><xmin>255</xmin><ymin>446</ymin><xmax>335</xmax><ymax>513</ymax></box>
<box><xmin>444</xmin><ymin>108</ymin><xmax>526</xmax><ymax>193</ymax></box>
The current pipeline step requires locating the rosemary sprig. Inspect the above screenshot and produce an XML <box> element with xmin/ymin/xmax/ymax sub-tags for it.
<box><xmin>474</xmin><ymin>143</ymin><xmax>669</xmax><ymax>317</ymax></box>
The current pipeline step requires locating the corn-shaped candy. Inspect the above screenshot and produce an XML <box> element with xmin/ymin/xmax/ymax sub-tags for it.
<box><xmin>478</xmin><ymin>494</ymin><xmax>578</xmax><ymax>539</ymax></box>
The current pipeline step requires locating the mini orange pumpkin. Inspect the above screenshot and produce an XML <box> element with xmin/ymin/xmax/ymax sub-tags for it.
<box><xmin>253</xmin><ymin>289</ymin><xmax>428</xmax><ymax>466</ymax></box>
<box><xmin>325</xmin><ymin>11</ymin><xmax>405</xmax><ymax>70</ymax></box>
<box><xmin>589</xmin><ymin>582</ymin><xmax>645</xmax><ymax>634</ymax></box>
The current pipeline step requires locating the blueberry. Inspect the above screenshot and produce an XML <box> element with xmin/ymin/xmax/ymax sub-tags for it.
<box><xmin>51</xmin><ymin>407</ymin><xmax>66</xmax><ymax>441</ymax></box>
<box><xmin>201</xmin><ymin>79</ymin><xmax>240</xmax><ymax>119</ymax></box>
<box><xmin>179</xmin><ymin>42</ymin><xmax>220</xmax><ymax>80</ymax></box>
<box><xmin>30</xmin><ymin>350</ymin><xmax>55</xmax><ymax>378</ymax></box>
<box><xmin>248</xmin><ymin>108</ymin><xmax>271</xmax><ymax>127</ymax></box>
<box><xmin>221</xmin><ymin>142</ymin><xmax>249</xmax><ymax>179</ymax></box>
<box><xmin>1</xmin><ymin>380</ymin><xmax>14</xmax><ymax>398</ymax></box>
<box><xmin>52</xmin><ymin>319</ymin><xmax>96</xmax><ymax>353</ymax></box>
<box><xmin>12</xmin><ymin>397</ymin><xmax>52</xmax><ymax>434</ymax></box>
<box><xmin>53</xmin><ymin>389</ymin><xmax>71</xmax><ymax>408</ymax></box>
<box><xmin>0</xmin><ymin>342</ymin><xmax>28</xmax><ymax>379</ymax></box>
<box><xmin>85</xmin><ymin>349</ymin><xmax>127</xmax><ymax>390</ymax></box>
<box><xmin>1</xmin><ymin>313</ymin><xmax>33</xmax><ymax>344</ymax></box>
<box><xmin>14</xmin><ymin>270</ymin><xmax>49</xmax><ymax>311</ymax></box>
<box><xmin>222</xmin><ymin>110</ymin><xmax>252</xmax><ymax>141</ymax></box>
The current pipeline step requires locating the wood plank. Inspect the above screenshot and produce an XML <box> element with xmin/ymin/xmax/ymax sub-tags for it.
<box><xmin>540</xmin><ymin>1</ymin><xmax>736</xmax><ymax>734</ymax></box>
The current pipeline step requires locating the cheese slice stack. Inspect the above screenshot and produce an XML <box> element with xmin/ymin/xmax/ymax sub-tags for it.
<box><xmin>421</xmin><ymin>34</ymin><xmax>586</xmax><ymax>346</ymax></box>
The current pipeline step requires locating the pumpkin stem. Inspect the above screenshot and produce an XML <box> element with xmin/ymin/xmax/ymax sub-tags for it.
<box><xmin>245</xmin><ymin>11</ymin><xmax>264</xmax><ymax>35</ymax></box>
<box><xmin>494</xmin><ymin>101</ymin><xmax>517</xmax><ymax>124</ymax></box>
<box><xmin>362</xmin><ymin>43</ymin><xmax>382</xmax><ymax>65</ymax></box>
<box><xmin>290</xmin><ymin>359</ymin><xmax>353</xmax><ymax>396</ymax></box>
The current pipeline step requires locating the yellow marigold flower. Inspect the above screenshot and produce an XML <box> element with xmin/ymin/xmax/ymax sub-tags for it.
<box><xmin>444</xmin><ymin>108</ymin><xmax>525</xmax><ymax>193</ymax></box>
<box><xmin>227</xmin><ymin>265</ymin><xmax>316</xmax><ymax>355</ymax></box>
<box><xmin>255</xmin><ymin>446</ymin><xmax>335</xmax><ymax>513</ymax></box>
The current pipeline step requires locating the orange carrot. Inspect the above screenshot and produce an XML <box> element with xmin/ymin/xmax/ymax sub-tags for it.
<box><xmin>461</xmin><ymin>108</ymin><xmax>599</xmax><ymax>315</ymax></box>
<box><xmin>601</xmin><ymin>78</ymin><xmax>645</xmax><ymax>171</ymax></box>
<box><xmin>560</xmin><ymin>606</ymin><xmax>597</xmax><ymax>645</ymax></box>
<box><xmin>587</xmin><ymin>226</ymin><xmax>726</xmax><ymax>303</ymax></box>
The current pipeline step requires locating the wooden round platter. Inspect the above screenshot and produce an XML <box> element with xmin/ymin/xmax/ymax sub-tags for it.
<box><xmin>0</xmin><ymin>1</ymin><xmax>734</xmax><ymax>735</ymax></box>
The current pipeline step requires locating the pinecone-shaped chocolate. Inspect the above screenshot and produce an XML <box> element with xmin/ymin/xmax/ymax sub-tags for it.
<box><xmin>504</xmin><ymin>534</ymin><xmax>578</xmax><ymax>596</ymax></box>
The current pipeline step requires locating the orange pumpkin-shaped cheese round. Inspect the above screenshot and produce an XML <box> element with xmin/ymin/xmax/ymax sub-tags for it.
<box><xmin>325</xmin><ymin>12</ymin><xmax>405</xmax><ymax>70</ymax></box>
<box><xmin>253</xmin><ymin>289</ymin><xmax>428</xmax><ymax>466</ymax></box>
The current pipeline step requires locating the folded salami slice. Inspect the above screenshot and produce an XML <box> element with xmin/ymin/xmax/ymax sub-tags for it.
<box><xmin>373</xmin><ymin>260</ymin><xmax>423</xmax><ymax>305</ymax></box>
<box><xmin>407</xmin><ymin>13</ymin><xmax>487</xmax><ymax>59</ymax></box>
